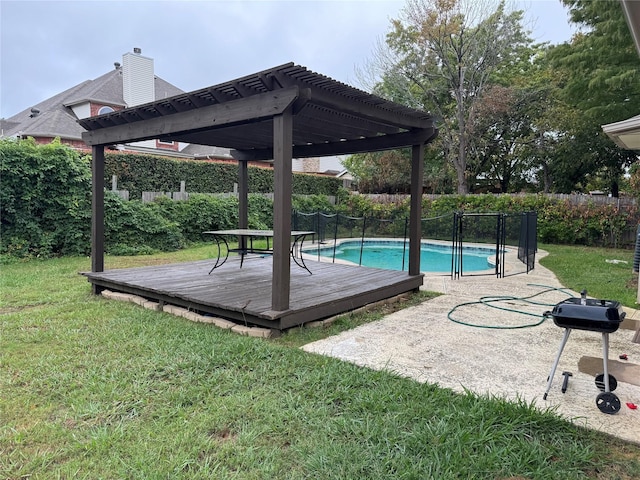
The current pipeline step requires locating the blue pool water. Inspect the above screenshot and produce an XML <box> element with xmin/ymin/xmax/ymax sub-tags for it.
<box><xmin>314</xmin><ymin>240</ymin><xmax>494</xmax><ymax>273</ymax></box>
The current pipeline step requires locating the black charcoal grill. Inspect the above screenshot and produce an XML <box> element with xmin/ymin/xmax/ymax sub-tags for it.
<box><xmin>543</xmin><ymin>291</ymin><xmax>626</xmax><ymax>414</ymax></box>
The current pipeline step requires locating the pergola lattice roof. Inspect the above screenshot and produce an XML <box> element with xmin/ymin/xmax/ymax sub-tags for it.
<box><xmin>79</xmin><ymin>62</ymin><xmax>436</xmax><ymax>159</ymax></box>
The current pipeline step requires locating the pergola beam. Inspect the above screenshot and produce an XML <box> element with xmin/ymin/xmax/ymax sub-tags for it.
<box><xmin>231</xmin><ymin>128</ymin><xmax>437</xmax><ymax>161</ymax></box>
<box><xmin>81</xmin><ymin>86</ymin><xmax>302</xmax><ymax>146</ymax></box>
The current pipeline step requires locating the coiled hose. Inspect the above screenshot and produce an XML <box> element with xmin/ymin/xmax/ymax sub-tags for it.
<box><xmin>447</xmin><ymin>284</ymin><xmax>574</xmax><ymax>329</ymax></box>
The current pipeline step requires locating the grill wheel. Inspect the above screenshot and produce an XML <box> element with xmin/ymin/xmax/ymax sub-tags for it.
<box><xmin>595</xmin><ymin>373</ymin><xmax>618</xmax><ymax>392</ymax></box>
<box><xmin>596</xmin><ymin>392</ymin><xmax>621</xmax><ymax>415</ymax></box>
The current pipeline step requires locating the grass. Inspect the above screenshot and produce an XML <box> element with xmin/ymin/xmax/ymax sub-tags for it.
<box><xmin>2</xmin><ymin>244</ymin><xmax>640</xmax><ymax>479</ymax></box>
<box><xmin>539</xmin><ymin>243</ymin><xmax>637</xmax><ymax>308</ymax></box>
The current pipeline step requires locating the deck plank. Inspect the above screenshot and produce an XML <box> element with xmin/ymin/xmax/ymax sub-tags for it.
<box><xmin>82</xmin><ymin>257</ymin><xmax>423</xmax><ymax>330</ymax></box>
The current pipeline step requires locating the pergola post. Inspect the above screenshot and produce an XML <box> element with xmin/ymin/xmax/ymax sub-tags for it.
<box><xmin>238</xmin><ymin>159</ymin><xmax>249</xmax><ymax>251</ymax></box>
<box><xmin>408</xmin><ymin>143</ymin><xmax>424</xmax><ymax>276</ymax></box>
<box><xmin>272</xmin><ymin>109</ymin><xmax>293</xmax><ymax>311</ymax></box>
<box><xmin>91</xmin><ymin>145</ymin><xmax>105</xmax><ymax>282</ymax></box>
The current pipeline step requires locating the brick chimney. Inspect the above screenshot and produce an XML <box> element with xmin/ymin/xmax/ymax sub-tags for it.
<box><xmin>122</xmin><ymin>48</ymin><xmax>155</xmax><ymax>107</ymax></box>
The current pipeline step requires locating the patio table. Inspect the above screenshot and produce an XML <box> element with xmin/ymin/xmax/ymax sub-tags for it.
<box><xmin>204</xmin><ymin>229</ymin><xmax>315</xmax><ymax>274</ymax></box>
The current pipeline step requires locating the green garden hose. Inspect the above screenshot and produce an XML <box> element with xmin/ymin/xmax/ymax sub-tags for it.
<box><xmin>447</xmin><ymin>284</ymin><xmax>574</xmax><ymax>329</ymax></box>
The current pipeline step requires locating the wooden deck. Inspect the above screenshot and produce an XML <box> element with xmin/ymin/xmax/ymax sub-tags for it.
<box><xmin>82</xmin><ymin>257</ymin><xmax>423</xmax><ymax>331</ymax></box>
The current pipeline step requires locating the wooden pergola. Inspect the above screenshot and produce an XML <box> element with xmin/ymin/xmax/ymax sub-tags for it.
<box><xmin>80</xmin><ymin>63</ymin><xmax>437</xmax><ymax>314</ymax></box>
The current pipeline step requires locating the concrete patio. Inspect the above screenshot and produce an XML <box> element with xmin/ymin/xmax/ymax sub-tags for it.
<box><xmin>302</xmin><ymin>252</ymin><xmax>640</xmax><ymax>445</ymax></box>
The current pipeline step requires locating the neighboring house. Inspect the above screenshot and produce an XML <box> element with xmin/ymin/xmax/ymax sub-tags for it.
<box><xmin>0</xmin><ymin>48</ymin><xmax>230</xmax><ymax>159</ymax></box>
<box><xmin>292</xmin><ymin>156</ymin><xmax>345</xmax><ymax>176</ymax></box>
<box><xmin>1</xmin><ymin>48</ymin><xmax>354</xmax><ymax>178</ymax></box>
<box><xmin>602</xmin><ymin>1</ymin><xmax>640</xmax><ymax>150</ymax></box>
<box><xmin>336</xmin><ymin>169</ymin><xmax>355</xmax><ymax>190</ymax></box>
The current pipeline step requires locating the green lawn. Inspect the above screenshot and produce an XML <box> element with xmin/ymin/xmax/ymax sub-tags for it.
<box><xmin>2</xmin><ymin>245</ymin><xmax>639</xmax><ymax>479</ymax></box>
<box><xmin>540</xmin><ymin>243</ymin><xmax>637</xmax><ymax>308</ymax></box>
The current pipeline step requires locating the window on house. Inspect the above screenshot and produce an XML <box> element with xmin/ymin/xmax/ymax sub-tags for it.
<box><xmin>98</xmin><ymin>106</ymin><xmax>115</xmax><ymax>115</ymax></box>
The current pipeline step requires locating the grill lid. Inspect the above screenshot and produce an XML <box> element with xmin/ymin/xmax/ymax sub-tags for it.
<box><xmin>551</xmin><ymin>298</ymin><xmax>625</xmax><ymax>322</ymax></box>
<box><xmin>548</xmin><ymin>297</ymin><xmax>626</xmax><ymax>333</ymax></box>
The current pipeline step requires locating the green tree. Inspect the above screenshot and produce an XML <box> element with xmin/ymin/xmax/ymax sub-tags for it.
<box><xmin>377</xmin><ymin>0</ymin><xmax>532</xmax><ymax>193</ymax></box>
<box><xmin>466</xmin><ymin>41</ymin><xmax>555</xmax><ymax>193</ymax></box>
<box><xmin>555</xmin><ymin>0</ymin><xmax>640</xmax><ymax>119</ymax></box>
<box><xmin>343</xmin><ymin>146</ymin><xmax>455</xmax><ymax>194</ymax></box>
<box><xmin>343</xmin><ymin>150</ymin><xmax>412</xmax><ymax>193</ymax></box>
<box><xmin>422</xmin><ymin>143</ymin><xmax>456</xmax><ymax>193</ymax></box>
<box><xmin>547</xmin><ymin>0</ymin><xmax>640</xmax><ymax>195</ymax></box>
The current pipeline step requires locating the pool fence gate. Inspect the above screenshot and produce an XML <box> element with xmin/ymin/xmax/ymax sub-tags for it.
<box><xmin>292</xmin><ymin>211</ymin><xmax>538</xmax><ymax>279</ymax></box>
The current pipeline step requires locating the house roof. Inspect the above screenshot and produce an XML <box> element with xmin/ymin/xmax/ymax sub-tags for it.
<box><xmin>179</xmin><ymin>143</ymin><xmax>233</xmax><ymax>159</ymax></box>
<box><xmin>1</xmin><ymin>67</ymin><xmax>184</xmax><ymax>142</ymax></box>
<box><xmin>1</xmin><ymin>80</ymin><xmax>92</xmax><ymax>140</ymax></box>
<box><xmin>603</xmin><ymin>114</ymin><xmax>640</xmax><ymax>150</ymax></box>
<box><xmin>79</xmin><ymin>62</ymin><xmax>437</xmax><ymax>160</ymax></box>
<box><xmin>63</xmin><ymin>68</ymin><xmax>128</xmax><ymax>108</ymax></box>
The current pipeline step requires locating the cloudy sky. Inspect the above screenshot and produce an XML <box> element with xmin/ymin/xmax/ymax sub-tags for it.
<box><xmin>0</xmin><ymin>0</ymin><xmax>577</xmax><ymax>119</ymax></box>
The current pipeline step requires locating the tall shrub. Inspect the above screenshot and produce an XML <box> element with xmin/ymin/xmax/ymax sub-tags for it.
<box><xmin>103</xmin><ymin>192</ymin><xmax>184</xmax><ymax>255</ymax></box>
<box><xmin>104</xmin><ymin>153</ymin><xmax>343</xmax><ymax>198</ymax></box>
<box><xmin>0</xmin><ymin>138</ymin><xmax>92</xmax><ymax>257</ymax></box>
<box><xmin>152</xmin><ymin>194</ymin><xmax>239</xmax><ymax>243</ymax></box>
<box><xmin>147</xmin><ymin>194</ymin><xmax>273</xmax><ymax>244</ymax></box>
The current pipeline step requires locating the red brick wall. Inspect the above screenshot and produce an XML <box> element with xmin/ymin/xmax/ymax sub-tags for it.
<box><xmin>89</xmin><ymin>103</ymin><xmax>124</xmax><ymax>117</ymax></box>
<box><xmin>31</xmin><ymin>137</ymin><xmax>89</xmax><ymax>151</ymax></box>
<box><xmin>200</xmin><ymin>157</ymin><xmax>273</xmax><ymax>169</ymax></box>
<box><xmin>155</xmin><ymin>139</ymin><xmax>179</xmax><ymax>151</ymax></box>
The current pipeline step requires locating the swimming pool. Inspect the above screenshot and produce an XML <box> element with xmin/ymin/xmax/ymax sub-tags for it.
<box><xmin>311</xmin><ymin>239</ymin><xmax>495</xmax><ymax>273</ymax></box>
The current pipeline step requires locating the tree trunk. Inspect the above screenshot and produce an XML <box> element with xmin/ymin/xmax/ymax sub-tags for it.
<box><xmin>611</xmin><ymin>179</ymin><xmax>619</xmax><ymax>198</ymax></box>
<box><xmin>455</xmin><ymin>136</ymin><xmax>468</xmax><ymax>194</ymax></box>
<box><xmin>455</xmin><ymin>91</ymin><xmax>469</xmax><ymax>195</ymax></box>
<box><xmin>456</xmin><ymin>166</ymin><xmax>468</xmax><ymax>194</ymax></box>
<box><xmin>541</xmin><ymin>163</ymin><xmax>551</xmax><ymax>193</ymax></box>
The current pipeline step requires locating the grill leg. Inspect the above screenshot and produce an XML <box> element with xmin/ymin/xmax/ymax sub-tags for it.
<box><xmin>544</xmin><ymin>328</ymin><xmax>572</xmax><ymax>400</ymax></box>
<box><xmin>602</xmin><ymin>332</ymin><xmax>610</xmax><ymax>393</ymax></box>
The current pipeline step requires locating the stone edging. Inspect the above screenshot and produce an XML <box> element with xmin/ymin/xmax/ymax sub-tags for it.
<box><xmin>101</xmin><ymin>289</ymin><xmax>272</xmax><ymax>338</ymax></box>
<box><xmin>101</xmin><ymin>289</ymin><xmax>412</xmax><ymax>338</ymax></box>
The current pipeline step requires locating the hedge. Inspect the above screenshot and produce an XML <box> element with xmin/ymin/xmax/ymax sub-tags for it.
<box><xmin>0</xmin><ymin>140</ymin><xmax>341</xmax><ymax>257</ymax></box>
<box><xmin>420</xmin><ymin>194</ymin><xmax>640</xmax><ymax>247</ymax></box>
<box><xmin>0</xmin><ymin>138</ymin><xmax>92</xmax><ymax>257</ymax></box>
<box><xmin>104</xmin><ymin>152</ymin><xmax>343</xmax><ymax>198</ymax></box>
<box><xmin>2</xmin><ymin>139</ymin><xmax>639</xmax><ymax>259</ymax></box>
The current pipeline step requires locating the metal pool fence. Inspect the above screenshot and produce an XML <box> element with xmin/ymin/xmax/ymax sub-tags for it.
<box><xmin>292</xmin><ymin>211</ymin><xmax>537</xmax><ymax>278</ymax></box>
